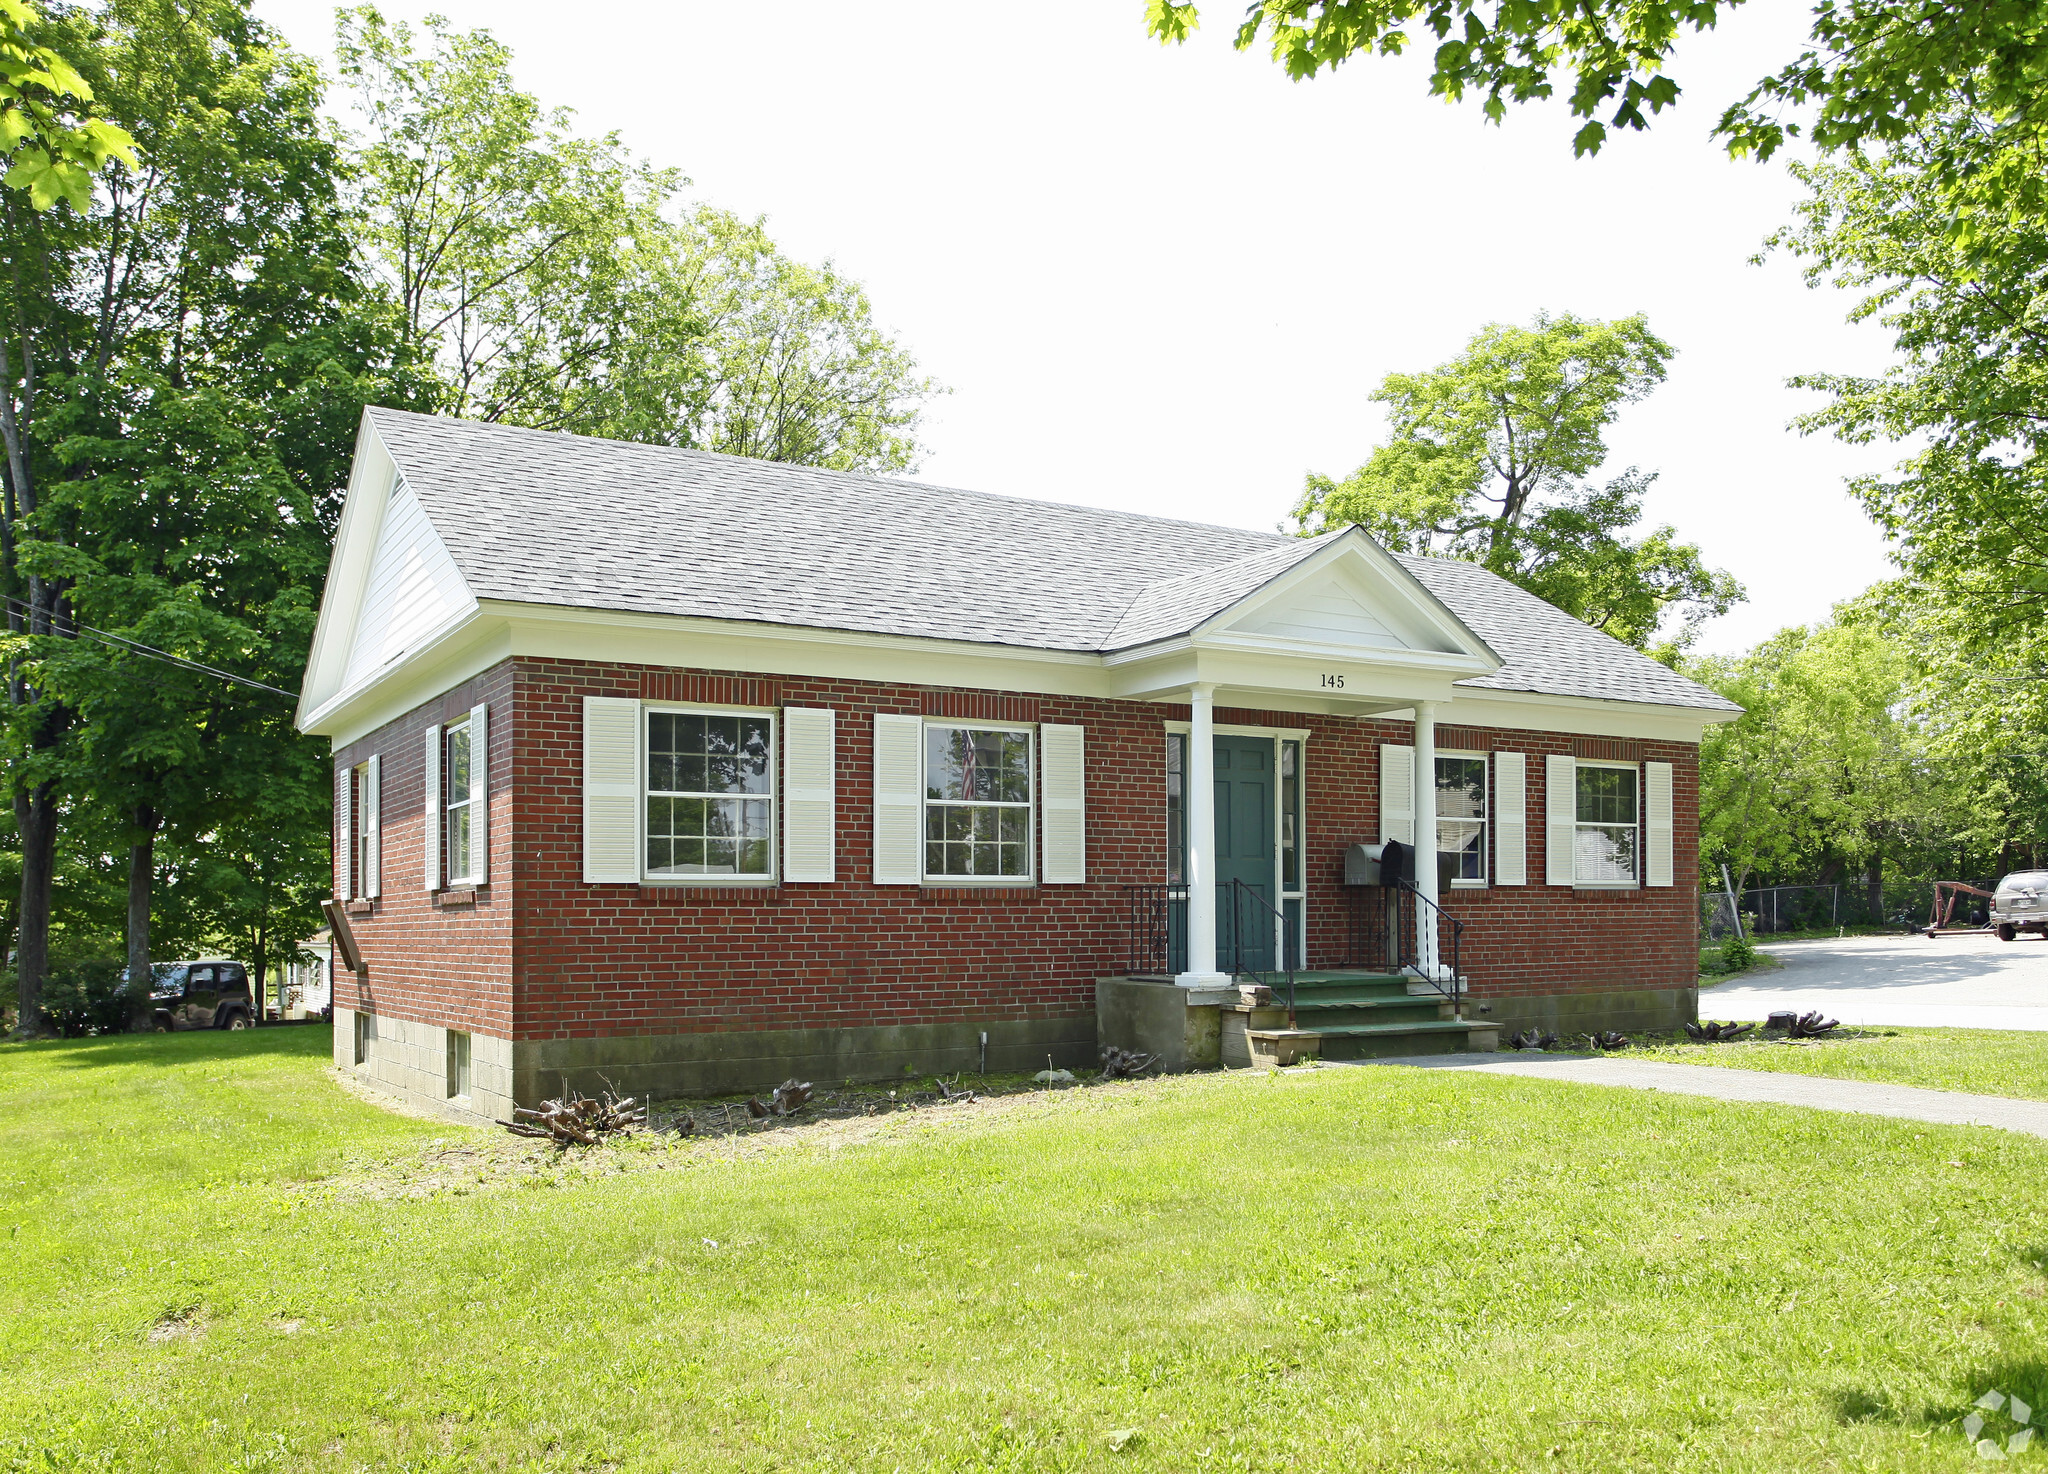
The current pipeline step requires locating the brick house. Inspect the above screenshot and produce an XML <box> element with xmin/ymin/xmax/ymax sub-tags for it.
<box><xmin>297</xmin><ymin>408</ymin><xmax>1739</xmax><ymax>1123</ymax></box>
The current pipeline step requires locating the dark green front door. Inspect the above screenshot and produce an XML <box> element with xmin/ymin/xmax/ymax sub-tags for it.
<box><xmin>1214</xmin><ymin>736</ymin><xmax>1275</xmax><ymax>972</ymax></box>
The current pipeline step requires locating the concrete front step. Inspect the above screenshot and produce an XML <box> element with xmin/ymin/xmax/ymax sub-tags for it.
<box><xmin>1293</xmin><ymin>1019</ymin><xmax>1499</xmax><ymax>1060</ymax></box>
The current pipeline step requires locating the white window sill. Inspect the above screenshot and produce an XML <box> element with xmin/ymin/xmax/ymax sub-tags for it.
<box><xmin>640</xmin><ymin>877</ymin><xmax>779</xmax><ymax>888</ymax></box>
<box><xmin>921</xmin><ymin>878</ymin><xmax>1035</xmax><ymax>889</ymax></box>
<box><xmin>1573</xmin><ymin>882</ymin><xmax>1641</xmax><ymax>891</ymax></box>
<box><xmin>1449</xmin><ymin>879</ymin><xmax>1488</xmax><ymax>889</ymax></box>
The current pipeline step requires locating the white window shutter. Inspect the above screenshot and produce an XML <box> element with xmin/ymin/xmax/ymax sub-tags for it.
<box><xmin>468</xmin><ymin>702</ymin><xmax>490</xmax><ymax>885</ymax></box>
<box><xmin>582</xmin><ymin>696</ymin><xmax>642</xmax><ymax>884</ymax></box>
<box><xmin>872</xmin><ymin>713</ymin><xmax>923</xmax><ymax>885</ymax></box>
<box><xmin>1493</xmin><ymin>750</ymin><xmax>1527</xmax><ymax>886</ymax></box>
<box><xmin>363</xmin><ymin>754</ymin><xmax>381</xmax><ymax>899</ymax></box>
<box><xmin>1040</xmin><ymin>723</ymin><xmax>1086</xmax><ymax>884</ymax></box>
<box><xmin>1546</xmin><ymin>754</ymin><xmax>1577</xmax><ymax>886</ymax></box>
<box><xmin>1379</xmin><ymin>744</ymin><xmax>1414</xmax><ymax>846</ymax></box>
<box><xmin>1645</xmin><ymin>760</ymin><xmax>1674</xmax><ymax>887</ymax></box>
<box><xmin>782</xmin><ymin>707</ymin><xmax>837</xmax><ymax>882</ymax></box>
<box><xmin>335</xmin><ymin>760</ymin><xmax>351</xmax><ymax>899</ymax></box>
<box><xmin>423</xmin><ymin>724</ymin><xmax>441</xmax><ymax>892</ymax></box>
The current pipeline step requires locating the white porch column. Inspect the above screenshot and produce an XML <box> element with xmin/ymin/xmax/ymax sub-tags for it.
<box><xmin>1177</xmin><ymin>682</ymin><xmax>1230</xmax><ymax>987</ymax></box>
<box><xmin>1413</xmin><ymin>700</ymin><xmax>1440</xmax><ymax>979</ymax></box>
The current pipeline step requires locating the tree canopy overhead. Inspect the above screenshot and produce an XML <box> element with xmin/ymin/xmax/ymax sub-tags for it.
<box><xmin>336</xmin><ymin>7</ymin><xmax>938</xmax><ymax>473</ymax></box>
<box><xmin>1145</xmin><ymin>0</ymin><xmax>2048</xmax><ymax>161</ymax></box>
<box><xmin>1291</xmin><ymin>311</ymin><xmax>1741</xmax><ymax>653</ymax></box>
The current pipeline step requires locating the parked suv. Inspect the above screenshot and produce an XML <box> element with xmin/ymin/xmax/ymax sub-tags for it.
<box><xmin>1991</xmin><ymin>872</ymin><xmax>2048</xmax><ymax>942</ymax></box>
<box><xmin>150</xmin><ymin>961</ymin><xmax>256</xmax><ymax>1031</ymax></box>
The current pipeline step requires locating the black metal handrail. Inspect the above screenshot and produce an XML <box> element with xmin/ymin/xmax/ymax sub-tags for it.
<box><xmin>1339</xmin><ymin>879</ymin><xmax>1465</xmax><ymax>1015</ymax></box>
<box><xmin>1398</xmin><ymin>880</ymin><xmax>1465</xmax><ymax>1017</ymax></box>
<box><xmin>1125</xmin><ymin>882</ymin><xmax>1188</xmax><ymax>978</ymax></box>
<box><xmin>1227</xmin><ymin>878</ymin><xmax>1298</xmax><ymax>1022</ymax></box>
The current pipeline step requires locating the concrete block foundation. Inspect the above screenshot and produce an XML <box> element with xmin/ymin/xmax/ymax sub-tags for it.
<box><xmin>1473</xmin><ymin>986</ymin><xmax>1698</xmax><ymax>1041</ymax></box>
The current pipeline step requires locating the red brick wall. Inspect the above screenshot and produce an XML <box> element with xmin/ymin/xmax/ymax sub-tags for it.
<box><xmin>331</xmin><ymin>663</ymin><xmax>515</xmax><ymax>1038</ymax></box>
<box><xmin>1314</xmin><ymin>718</ymin><xmax>1701</xmax><ymax>1002</ymax></box>
<box><xmin>334</xmin><ymin>656</ymin><xmax>1700</xmax><ymax>1041</ymax></box>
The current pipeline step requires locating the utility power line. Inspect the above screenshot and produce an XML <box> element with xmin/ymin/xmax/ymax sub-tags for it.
<box><xmin>1</xmin><ymin>597</ymin><xmax>301</xmax><ymax>702</ymax></box>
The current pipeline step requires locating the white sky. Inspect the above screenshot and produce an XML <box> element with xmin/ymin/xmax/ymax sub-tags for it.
<box><xmin>253</xmin><ymin>0</ymin><xmax>1905</xmax><ymax>655</ymax></box>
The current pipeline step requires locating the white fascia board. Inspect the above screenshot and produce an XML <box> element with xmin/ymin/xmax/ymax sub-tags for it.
<box><xmin>1198</xmin><ymin>528</ymin><xmax>1503</xmax><ymax>668</ymax></box>
<box><xmin>298</xmin><ymin>610</ymin><xmax>505</xmax><ymax>746</ymax></box>
<box><xmin>296</xmin><ymin>413</ymin><xmax>394</xmax><ymax>727</ymax></box>
<box><xmin>303</xmin><ymin>592</ymin><xmax>1735</xmax><ymax>749</ymax></box>
<box><xmin>1389</xmin><ymin>688</ymin><xmax>1729</xmax><ymax>744</ymax></box>
<box><xmin>496</xmin><ymin>600</ymin><xmax>1108</xmax><ymax>692</ymax></box>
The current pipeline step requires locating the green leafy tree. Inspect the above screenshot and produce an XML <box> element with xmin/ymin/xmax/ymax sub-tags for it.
<box><xmin>337</xmin><ymin>8</ymin><xmax>938</xmax><ymax>470</ymax></box>
<box><xmin>1143</xmin><ymin>0</ymin><xmax>2048</xmax><ymax>161</ymax></box>
<box><xmin>0</xmin><ymin>0</ymin><xmax>135</xmax><ymax>211</ymax></box>
<box><xmin>1691</xmin><ymin>612</ymin><xmax>1960</xmax><ymax>911</ymax></box>
<box><xmin>0</xmin><ymin>0</ymin><xmax>377</xmax><ymax>1032</ymax></box>
<box><xmin>1772</xmin><ymin>112</ymin><xmax>2048</xmax><ymax>669</ymax></box>
<box><xmin>1292</xmin><ymin>312</ymin><xmax>1741</xmax><ymax>651</ymax></box>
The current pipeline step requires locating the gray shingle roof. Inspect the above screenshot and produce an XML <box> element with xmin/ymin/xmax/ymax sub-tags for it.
<box><xmin>369</xmin><ymin>408</ymin><xmax>1737</xmax><ymax>714</ymax></box>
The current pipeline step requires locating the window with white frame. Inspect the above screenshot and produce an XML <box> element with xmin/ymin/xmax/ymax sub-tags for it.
<box><xmin>1436</xmin><ymin>754</ymin><xmax>1487</xmax><ymax>884</ymax></box>
<box><xmin>645</xmin><ymin>709</ymin><xmax>775</xmax><ymax>879</ymax></box>
<box><xmin>1575</xmin><ymin>762</ymin><xmax>1638</xmax><ymax>884</ymax></box>
<box><xmin>924</xmin><ymin>724</ymin><xmax>1032</xmax><ymax>879</ymax></box>
<box><xmin>351</xmin><ymin>762</ymin><xmax>373</xmax><ymax>899</ymax></box>
<box><xmin>444</xmin><ymin>720</ymin><xmax>475</xmax><ymax>884</ymax></box>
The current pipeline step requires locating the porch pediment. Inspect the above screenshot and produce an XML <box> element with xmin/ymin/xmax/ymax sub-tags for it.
<box><xmin>1104</xmin><ymin>527</ymin><xmax>1494</xmax><ymax>662</ymax></box>
<box><xmin>1101</xmin><ymin>528</ymin><xmax>1500</xmax><ymax>710</ymax></box>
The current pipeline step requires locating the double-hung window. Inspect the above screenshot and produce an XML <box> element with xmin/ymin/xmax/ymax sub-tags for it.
<box><xmin>645</xmin><ymin>709</ymin><xmax>775</xmax><ymax>879</ymax></box>
<box><xmin>924</xmin><ymin>724</ymin><xmax>1032</xmax><ymax>879</ymax></box>
<box><xmin>1575</xmin><ymin>762</ymin><xmax>1638</xmax><ymax>884</ymax></box>
<box><xmin>443</xmin><ymin>720</ymin><xmax>475</xmax><ymax>884</ymax></box>
<box><xmin>1436</xmin><ymin>754</ymin><xmax>1487</xmax><ymax>884</ymax></box>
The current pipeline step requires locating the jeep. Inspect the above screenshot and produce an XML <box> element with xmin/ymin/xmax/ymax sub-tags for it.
<box><xmin>150</xmin><ymin>961</ymin><xmax>256</xmax><ymax>1031</ymax></box>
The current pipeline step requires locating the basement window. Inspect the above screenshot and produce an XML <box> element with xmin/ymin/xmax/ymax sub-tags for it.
<box><xmin>446</xmin><ymin>1030</ymin><xmax>471</xmax><ymax>1100</ymax></box>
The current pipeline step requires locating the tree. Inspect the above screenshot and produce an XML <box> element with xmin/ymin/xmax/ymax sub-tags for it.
<box><xmin>1691</xmin><ymin>615</ymin><xmax>1932</xmax><ymax>904</ymax></box>
<box><xmin>337</xmin><ymin>8</ymin><xmax>938</xmax><ymax>471</ymax></box>
<box><xmin>1771</xmin><ymin>112</ymin><xmax>2048</xmax><ymax>667</ymax></box>
<box><xmin>1291</xmin><ymin>312</ymin><xmax>1741</xmax><ymax>651</ymax></box>
<box><xmin>1143</xmin><ymin>0</ymin><xmax>2048</xmax><ymax>162</ymax></box>
<box><xmin>0</xmin><ymin>0</ymin><xmax>134</xmax><ymax>211</ymax></box>
<box><xmin>0</xmin><ymin>0</ymin><xmax>376</xmax><ymax>1032</ymax></box>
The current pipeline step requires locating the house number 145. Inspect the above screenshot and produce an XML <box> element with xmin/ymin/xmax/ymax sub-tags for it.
<box><xmin>1320</xmin><ymin>673</ymin><xmax>1346</xmax><ymax>689</ymax></box>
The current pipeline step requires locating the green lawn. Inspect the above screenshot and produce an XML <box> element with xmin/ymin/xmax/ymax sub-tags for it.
<box><xmin>1634</xmin><ymin>1025</ymin><xmax>2048</xmax><ymax>1103</ymax></box>
<box><xmin>7</xmin><ymin>1029</ymin><xmax>2048</xmax><ymax>1471</ymax></box>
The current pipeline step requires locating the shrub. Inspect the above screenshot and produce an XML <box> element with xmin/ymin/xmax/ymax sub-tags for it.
<box><xmin>15</xmin><ymin>956</ymin><xmax>139</xmax><ymax>1037</ymax></box>
<box><xmin>1719</xmin><ymin>934</ymin><xmax>1757</xmax><ymax>974</ymax></box>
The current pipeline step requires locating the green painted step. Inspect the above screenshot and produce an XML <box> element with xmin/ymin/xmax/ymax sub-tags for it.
<box><xmin>1299</xmin><ymin>1018</ymin><xmax>1498</xmax><ymax>1061</ymax></box>
<box><xmin>1301</xmin><ymin>1020</ymin><xmax>1492</xmax><ymax>1039</ymax></box>
<box><xmin>1291</xmin><ymin>992</ymin><xmax>1441</xmax><ymax>1010</ymax></box>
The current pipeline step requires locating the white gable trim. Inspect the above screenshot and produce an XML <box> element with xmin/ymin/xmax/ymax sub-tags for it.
<box><xmin>297</xmin><ymin>413</ymin><xmax>480</xmax><ymax>730</ymax></box>
<box><xmin>1201</xmin><ymin>530</ymin><xmax>1499</xmax><ymax>665</ymax></box>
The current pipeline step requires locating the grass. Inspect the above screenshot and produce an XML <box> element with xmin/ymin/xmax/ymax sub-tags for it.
<box><xmin>1632</xmin><ymin>1024</ymin><xmax>2048</xmax><ymax>1103</ymax></box>
<box><xmin>9</xmin><ymin>1030</ymin><xmax>2048</xmax><ymax>1471</ymax></box>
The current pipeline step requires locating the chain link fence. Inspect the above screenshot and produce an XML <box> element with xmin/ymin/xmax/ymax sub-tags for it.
<box><xmin>1699</xmin><ymin>881</ymin><xmax>1969</xmax><ymax>940</ymax></box>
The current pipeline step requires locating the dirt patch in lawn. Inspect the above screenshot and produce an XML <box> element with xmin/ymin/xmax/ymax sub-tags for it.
<box><xmin>302</xmin><ymin>1069</ymin><xmax>1213</xmax><ymax>1204</ymax></box>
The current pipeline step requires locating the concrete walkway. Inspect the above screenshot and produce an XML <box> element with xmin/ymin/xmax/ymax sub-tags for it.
<box><xmin>1348</xmin><ymin>1052</ymin><xmax>2048</xmax><ymax>1140</ymax></box>
<box><xmin>1713</xmin><ymin>932</ymin><xmax>2048</xmax><ymax>1031</ymax></box>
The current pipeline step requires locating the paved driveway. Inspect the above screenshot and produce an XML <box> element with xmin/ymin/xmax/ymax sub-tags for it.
<box><xmin>1707</xmin><ymin>932</ymin><xmax>2048</xmax><ymax>1030</ymax></box>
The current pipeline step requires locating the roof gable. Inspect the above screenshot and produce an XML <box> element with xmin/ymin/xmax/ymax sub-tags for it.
<box><xmin>340</xmin><ymin>475</ymin><xmax>476</xmax><ymax>690</ymax></box>
<box><xmin>298</xmin><ymin>417</ymin><xmax>479</xmax><ymax>726</ymax></box>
